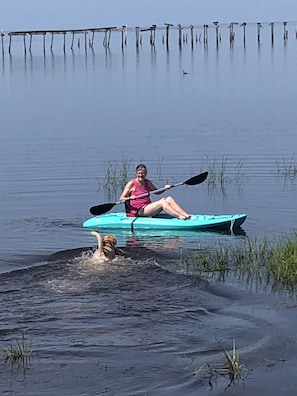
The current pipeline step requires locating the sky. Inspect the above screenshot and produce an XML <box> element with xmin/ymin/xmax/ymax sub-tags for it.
<box><xmin>1</xmin><ymin>0</ymin><xmax>297</xmax><ymax>32</ymax></box>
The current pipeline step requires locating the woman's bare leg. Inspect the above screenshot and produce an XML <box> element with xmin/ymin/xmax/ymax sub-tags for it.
<box><xmin>163</xmin><ymin>196</ymin><xmax>190</xmax><ymax>219</ymax></box>
<box><xmin>140</xmin><ymin>196</ymin><xmax>191</xmax><ymax>219</ymax></box>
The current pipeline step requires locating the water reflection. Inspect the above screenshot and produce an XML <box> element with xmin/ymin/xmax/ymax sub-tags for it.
<box><xmin>114</xmin><ymin>227</ymin><xmax>246</xmax><ymax>250</ymax></box>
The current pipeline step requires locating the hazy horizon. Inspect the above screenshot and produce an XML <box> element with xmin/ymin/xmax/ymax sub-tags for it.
<box><xmin>1</xmin><ymin>0</ymin><xmax>297</xmax><ymax>32</ymax></box>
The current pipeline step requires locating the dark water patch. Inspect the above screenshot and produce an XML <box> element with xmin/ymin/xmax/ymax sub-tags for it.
<box><xmin>0</xmin><ymin>247</ymin><xmax>297</xmax><ymax>395</ymax></box>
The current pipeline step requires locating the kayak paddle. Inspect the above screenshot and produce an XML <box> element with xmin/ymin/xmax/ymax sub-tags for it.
<box><xmin>89</xmin><ymin>171</ymin><xmax>208</xmax><ymax>216</ymax></box>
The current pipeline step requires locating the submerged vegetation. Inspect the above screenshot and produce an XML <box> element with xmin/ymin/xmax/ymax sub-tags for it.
<box><xmin>179</xmin><ymin>233</ymin><xmax>297</xmax><ymax>295</ymax></box>
<box><xmin>0</xmin><ymin>334</ymin><xmax>32</xmax><ymax>369</ymax></box>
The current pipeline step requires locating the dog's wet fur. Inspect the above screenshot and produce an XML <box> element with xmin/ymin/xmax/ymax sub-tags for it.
<box><xmin>90</xmin><ymin>231</ymin><xmax>117</xmax><ymax>262</ymax></box>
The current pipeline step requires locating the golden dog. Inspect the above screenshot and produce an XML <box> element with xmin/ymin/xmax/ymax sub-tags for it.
<box><xmin>90</xmin><ymin>231</ymin><xmax>117</xmax><ymax>262</ymax></box>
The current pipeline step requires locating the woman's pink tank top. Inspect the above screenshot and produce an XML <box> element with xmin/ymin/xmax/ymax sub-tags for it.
<box><xmin>125</xmin><ymin>178</ymin><xmax>151</xmax><ymax>217</ymax></box>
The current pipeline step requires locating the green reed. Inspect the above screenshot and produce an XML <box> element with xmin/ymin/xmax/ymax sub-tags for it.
<box><xmin>268</xmin><ymin>233</ymin><xmax>297</xmax><ymax>293</ymax></box>
<box><xmin>0</xmin><ymin>334</ymin><xmax>32</xmax><ymax>369</ymax></box>
<box><xmin>103</xmin><ymin>159</ymin><xmax>131</xmax><ymax>194</ymax></box>
<box><xmin>276</xmin><ymin>154</ymin><xmax>297</xmax><ymax>179</ymax></box>
<box><xmin>199</xmin><ymin>155</ymin><xmax>245</xmax><ymax>198</ymax></box>
<box><xmin>192</xmin><ymin>339</ymin><xmax>245</xmax><ymax>387</ymax></box>
<box><xmin>180</xmin><ymin>234</ymin><xmax>297</xmax><ymax>295</ymax></box>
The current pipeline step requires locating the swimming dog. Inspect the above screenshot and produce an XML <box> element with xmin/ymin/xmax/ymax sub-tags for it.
<box><xmin>90</xmin><ymin>231</ymin><xmax>117</xmax><ymax>262</ymax></box>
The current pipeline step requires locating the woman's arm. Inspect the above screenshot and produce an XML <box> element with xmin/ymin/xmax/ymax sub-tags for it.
<box><xmin>119</xmin><ymin>180</ymin><xmax>134</xmax><ymax>201</ymax></box>
<box><xmin>148</xmin><ymin>180</ymin><xmax>171</xmax><ymax>195</ymax></box>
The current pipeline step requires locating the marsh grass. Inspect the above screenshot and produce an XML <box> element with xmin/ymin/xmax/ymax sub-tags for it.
<box><xmin>192</xmin><ymin>339</ymin><xmax>245</xmax><ymax>387</ymax></box>
<box><xmin>102</xmin><ymin>159</ymin><xmax>131</xmax><ymax>195</ymax></box>
<box><xmin>276</xmin><ymin>154</ymin><xmax>297</xmax><ymax>179</ymax></box>
<box><xmin>268</xmin><ymin>233</ymin><xmax>297</xmax><ymax>293</ymax></box>
<box><xmin>180</xmin><ymin>234</ymin><xmax>297</xmax><ymax>294</ymax></box>
<box><xmin>200</xmin><ymin>155</ymin><xmax>245</xmax><ymax>197</ymax></box>
<box><xmin>184</xmin><ymin>238</ymin><xmax>272</xmax><ymax>288</ymax></box>
<box><xmin>0</xmin><ymin>334</ymin><xmax>32</xmax><ymax>369</ymax></box>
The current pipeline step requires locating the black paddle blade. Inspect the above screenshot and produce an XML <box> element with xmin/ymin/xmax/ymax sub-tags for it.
<box><xmin>90</xmin><ymin>202</ymin><xmax>116</xmax><ymax>216</ymax></box>
<box><xmin>185</xmin><ymin>171</ymin><xmax>208</xmax><ymax>186</ymax></box>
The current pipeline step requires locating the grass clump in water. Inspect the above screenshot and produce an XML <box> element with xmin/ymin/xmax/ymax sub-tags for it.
<box><xmin>0</xmin><ymin>334</ymin><xmax>32</xmax><ymax>369</ymax></box>
<box><xmin>186</xmin><ymin>238</ymin><xmax>272</xmax><ymax>288</ymax></box>
<box><xmin>183</xmin><ymin>234</ymin><xmax>297</xmax><ymax>294</ymax></box>
<box><xmin>192</xmin><ymin>339</ymin><xmax>245</xmax><ymax>387</ymax></box>
<box><xmin>268</xmin><ymin>233</ymin><xmax>297</xmax><ymax>293</ymax></box>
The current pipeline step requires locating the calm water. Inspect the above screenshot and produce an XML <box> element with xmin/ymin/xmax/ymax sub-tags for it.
<box><xmin>1</xmin><ymin>25</ymin><xmax>297</xmax><ymax>395</ymax></box>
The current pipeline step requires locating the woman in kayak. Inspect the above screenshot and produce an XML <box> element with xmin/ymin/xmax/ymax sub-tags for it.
<box><xmin>119</xmin><ymin>164</ymin><xmax>191</xmax><ymax>219</ymax></box>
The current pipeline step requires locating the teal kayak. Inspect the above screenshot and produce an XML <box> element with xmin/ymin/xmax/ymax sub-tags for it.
<box><xmin>83</xmin><ymin>212</ymin><xmax>247</xmax><ymax>232</ymax></box>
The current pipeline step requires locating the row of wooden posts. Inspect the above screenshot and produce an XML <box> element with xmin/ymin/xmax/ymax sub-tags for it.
<box><xmin>0</xmin><ymin>22</ymin><xmax>293</xmax><ymax>55</ymax></box>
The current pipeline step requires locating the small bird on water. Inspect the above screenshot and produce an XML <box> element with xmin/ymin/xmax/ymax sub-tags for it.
<box><xmin>182</xmin><ymin>69</ymin><xmax>188</xmax><ymax>75</ymax></box>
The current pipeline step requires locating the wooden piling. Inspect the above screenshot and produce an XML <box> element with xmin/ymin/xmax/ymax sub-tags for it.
<box><xmin>177</xmin><ymin>24</ymin><xmax>182</xmax><ymax>48</ymax></box>
<box><xmin>71</xmin><ymin>32</ymin><xmax>75</xmax><ymax>49</ymax></box>
<box><xmin>23</xmin><ymin>34</ymin><xmax>26</xmax><ymax>55</ymax></box>
<box><xmin>257</xmin><ymin>24</ymin><xmax>261</xmax><ymax>43</ymax></box>
<box><xmin>270</xmin><ymin>22</ymin><xmax>274</xmax><ymax>45</ymax></box>
<box><xmin>150</xmin><ymin>25</ymin><xmax>156</xmax><ymax>46</ymax></box>
<box><xmin>103</xmin><ymin>31</ymin><xmax>108</xmax><ymax>47</ymax></box>
<box><xmin>90</xmin><ymin>31</ymin><xmax>95</xmax><ymax>49</ymax></box>
<box><xmin>190</xmin><ymin>25</ymin><xmax>194</xmax><ymax>48</ymax></box>
<box><xmin>164</xmin><ymin>23</ymin><xmax>173</xmax><ymax>49</ymax></box>
<box><xmin>107</xmin><ymin>30</ymin><xmax>110</xmax><ymax>47</ymax></box>
<box><xmin>8</xmin><ymin>34</ymin><xmax>11</xmax><ymax>54</ymax></box>
<box><xmin>213</xmin><ymin>21</ymin><xmax>219</xmax><ymax>47</ymax></box>
<box><xmin>43</xmin><ymin>33</ymin><xmax>46</xmax><ymax>54</ymax></box>
<box><xmin>241</xmin><ymin>22</ymin><xmax>247</xmax><ymax>45</ymax></box>
<box><xmin>203</xmin><ymin>24</ymin><xmax>208</xmax><ymax>45</ymax></box>
<box><xmin>50</xmin><ymin>32</ymin><xmax>54</xmax><ymax>51</ymax></box>
<box><xmin>283</xmin><ymin>23</ymin><xmax>287</xmax><ymax>40</ymax></box>
<box><xmin>121</xmin><ymin>26</ymin><xmax>126</xmax><ymax>49</ymax></box>
<box><xmin>229</xmin><ymin>22</ymin><xmax>238</xmax><ymax>43</ymax></box>
<box><xmin>1</xmin><ymin>31</ymin><xmax>4</xmax><ymax>55</ymax></box>
<box><xmin>135</xmin><ymin>26</ymin><xmax>140</xmax><ymax>48</ymax></box>
<box><xmin>229</xmin><ymin>24</ymin><xmax>233</xmax><ymax>44</ymax></box>
<box><xmin>29</xmin><ymin>33</ymin><xmax>33</xmax><ymax>52</ymax></box>
<box><xmin>84</xmin><ymin>31</ymin><xmax>87</xmax><ymax>51</ymax></box>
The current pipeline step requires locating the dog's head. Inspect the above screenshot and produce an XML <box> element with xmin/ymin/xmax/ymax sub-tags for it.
<box><xmin>102</xmin><ymin>234</ymin><xmax>117</xmax><ymax>247</ymax></box>
<box><xmin>102</xmin><ymin>234</ymin><xmax>117</xmax><ymax>260</ymax></box>
<box><xmin>90</xmin><ymin>231</ymin><xmax>117</xmax><ymax>261</ymax></box>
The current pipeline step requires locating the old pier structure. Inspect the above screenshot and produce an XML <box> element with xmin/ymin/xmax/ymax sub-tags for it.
<box><xmin>0</xmin><ymin>21</ymin><xmax>296</xmax><ymax>55</ymax></box>
<box><xmin>2</xmin><ymin>26</ymin><xmax>127</xmax><ymax>55</ymax></box>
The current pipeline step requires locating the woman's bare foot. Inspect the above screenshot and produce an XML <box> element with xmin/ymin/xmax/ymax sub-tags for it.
<box><xmin>178</xmin><ymin>214</ymin><xmax>191</xmax><ymax>220</ymax></box>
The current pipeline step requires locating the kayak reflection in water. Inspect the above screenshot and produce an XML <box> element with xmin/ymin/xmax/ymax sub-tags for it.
<box><xmin>119</xmin><ymin>164</ymin><xmax>192</xmax><ymax>220</ymax></box>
